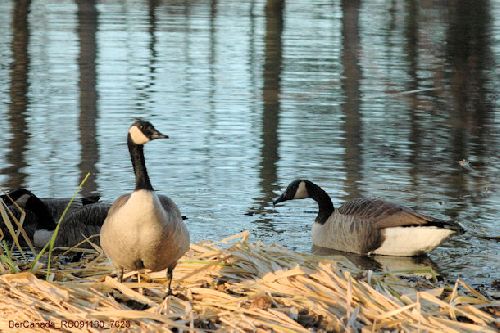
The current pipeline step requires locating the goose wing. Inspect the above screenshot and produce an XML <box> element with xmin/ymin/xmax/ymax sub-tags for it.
<box><xmin>338</xmin><ymin>198</ymin><xmax>397</xmax><ymax>221</ymax></box>
<box><xmin>157</xmin><ymin>194</ymin><xmax>190</xmax><ymax>258</ymax></box>
<box><xmin>41</xmin><ymin>196</ymin><xmax>101</xmax><ymax>221</ymax></box>
<box><xmin>338</xmin><ymin>197</ymin><xmax>462</xmax><ymax>231</ymax></box>
<box><xmin>63</xmin><ymin>202</ymin><xmax>110</xmax><ymax>227</ymax></box>
<box><xmin>41</xmin><ymin>199</ymin><xmax>85</xmax><ymax>221</ymax></box>
<box><xmin>157</xmin><ymin>194</ymin><xmax>182</xmax><ymax>221</ymax></box>
<box><xmin>54</xmin><ymin>203</ymin><xmax>111</xmax><ymax>248</ymax></box>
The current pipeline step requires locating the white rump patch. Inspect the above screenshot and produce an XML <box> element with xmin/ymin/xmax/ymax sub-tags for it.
<box><xmin>294</xmin><ymin>181</ymin><xmax>309</xmax><ymax>199</ymax></box>
<box><xmin>34</xmin><ymin>229</ymin><xmax>54</xmax><ymax>248</ymax></box>
<box><xmin>372</xmin><ymin>227</ymin><xmax>455</xmax><ymax>256</ymax></box>
<box><xmin>129</xmin><ymin>125</ymin><xmax>150</xmax><ymax>145</ymax></box>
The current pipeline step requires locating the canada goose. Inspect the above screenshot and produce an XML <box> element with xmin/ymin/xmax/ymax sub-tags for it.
<box><xmin>100</xmin><ymin>120</ymin><xmax>189</xmax><ymax>295</ymax></box>
<box><xmin>1</xmin><ymin>189</ymin><xmax>58</xmax><ymax>232</ymax></box>
<box><xmin>33</xmin><ymin>201</ymin><xmax>109</xmax><ymax>248</ymax></box>
<box><xmin>0</xmin><ymin>188</ymin><xmax>109</xmax><ymax>248</ymax></box>
<box><xmin>1</xmin><ymin>188</ymin><xmax>100</xmax><ymax>220</ymax></box>
<box><xmin>273</xmin><ymin>180</ymin><xmax>464</xmax><ymax>256</ymax></box>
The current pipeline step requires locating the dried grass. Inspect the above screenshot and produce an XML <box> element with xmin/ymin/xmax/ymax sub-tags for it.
<box><xmin>0</xmin><ymin>231</ymin><xmax>497</xmax><ymax>332</ymax></box>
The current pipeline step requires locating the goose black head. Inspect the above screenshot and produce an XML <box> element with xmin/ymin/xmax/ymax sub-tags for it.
<box><xmin>1</xmin><ymin>188</ymin><xmax>36</xmax><ymax>207</ymax></box>
<box><xmin>128</xmin><ymin>119</ymin><xmax>169</xmax><ymax>145</ymax></box>
<box><xmin>273</xmin><ymin>179</ymin><xmax>311</xmax><ymax>206</ymax></box>
<box><xmin>0</xmin><ymin>188</ymin><xmax>57</xmax><ymax>230</ymax></box>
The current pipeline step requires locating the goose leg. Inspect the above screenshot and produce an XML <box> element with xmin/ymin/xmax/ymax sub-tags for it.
<box><xmin>118</xmin><ymin>267</ymin><xmax>124</xmax><ymax>283</ymax></box>
<box><xmin>166</xmin><ymin>266</ymin><xmax>173</xmax><ymax>296</ymax></box>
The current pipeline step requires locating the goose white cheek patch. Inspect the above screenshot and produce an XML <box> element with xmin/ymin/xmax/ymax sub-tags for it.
<box><xmin>129</xmin><ymin>126</ymin><xmax>150</xmax><ymax>145</ymax></box>
<box><xmin>294</xmin><ymin>181</ymin><xmax>309</xmax><ymax>199</ymax></box>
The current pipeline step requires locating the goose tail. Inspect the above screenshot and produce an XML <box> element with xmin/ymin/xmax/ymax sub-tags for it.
<box><xmin>426</xmin><ymin>217</ymin><xmax>465</xmax><ymax>235</ymax></box>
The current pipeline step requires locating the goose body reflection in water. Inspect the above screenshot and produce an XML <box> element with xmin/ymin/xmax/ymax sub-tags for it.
<box><xmin>312</xmin><ymin>245</ymin><xmax>438</xmax><ymax>276</ymax></box>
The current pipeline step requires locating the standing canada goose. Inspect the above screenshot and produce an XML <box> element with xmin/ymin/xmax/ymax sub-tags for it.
<box><xmin>273</xmin><ymin>180</ymin><xmax>464</xmax><ymax>256</ymax></box>
<box><xmin>100</xmin><ymin>120</ymin><xmax>189</xmax><ymax>295</ymax></box>
<box><xmin>1</xmin><ymin>188</ymin><xmax>109</xmax><ymax>248</ymax></box>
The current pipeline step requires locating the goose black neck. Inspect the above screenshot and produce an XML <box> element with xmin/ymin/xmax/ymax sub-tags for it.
<box><xmin>128</xmin><ymin>135</ymin><xmax>154</xmax><ymax>191</ymax></box>
<box><xmin>307</xmin><ymin>182</ymin><xmax>334</xmax><ymax>225</ymax></box>
<box><xmin>26</xmin><ymin>197</ymin><xmax>57</xmax><ymax>230</ymax></box>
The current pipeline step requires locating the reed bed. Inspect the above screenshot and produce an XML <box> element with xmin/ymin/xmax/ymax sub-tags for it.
<box><xmin>0</xmin><ymin>230</ymin><xmax>497</xmax><ymax>332</ymax></box>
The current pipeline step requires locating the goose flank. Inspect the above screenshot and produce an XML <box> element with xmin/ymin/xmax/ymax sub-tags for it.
<box><xmin>100</xmin><ymin>120</ymin><xmax>189</xmax><ymax>295</ymax></box>
<box><xmin>273</xmin><ymin>179</ymin><xmax>464</xmax><ymax>256</ymax></box>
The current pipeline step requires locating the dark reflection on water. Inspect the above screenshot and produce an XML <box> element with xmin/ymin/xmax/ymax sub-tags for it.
<box><xmin>250</xmin><ymin>0</ymin><xmax>284</xmax><ymax>235</ymax></box>
<box><xmin>3</xmin><ymin>0</ymin><xmax>30</xmax><ymax>189</ymax></box>
<box><xmin>341</xmin><ymin>0</ymin><xmax>363</xmax><ymax>200</ymax></box>
<box><xmin>0</xmin><ymin>0</ymin><xmax>498</xmax><ymax>288</ymax></box>
<box><xmin>77</xmin><ymin>0</ymin><xmax>99</xmax><ymax>196</ymax></box>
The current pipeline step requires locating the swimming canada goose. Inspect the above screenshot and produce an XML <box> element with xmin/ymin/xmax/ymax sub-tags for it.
<box><xmin>100</xmin><ymin>120</ymin><xmax>189</xmax><ymax>295</ymax></box>
<box><xmin>0</xmin><ymin>188</ymin><xmax>109</xmax><ymax>248</ymax></box>
<box><xmin>273</xmin><ymin>180</ymin><xmax>464</xmax><ymax>256</ymax></box>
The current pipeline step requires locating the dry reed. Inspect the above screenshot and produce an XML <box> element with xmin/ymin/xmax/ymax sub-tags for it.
<box><xmin>0</xmin><ymin>230</ymin><xmax>498</xmax><ymax>332</ymax></box>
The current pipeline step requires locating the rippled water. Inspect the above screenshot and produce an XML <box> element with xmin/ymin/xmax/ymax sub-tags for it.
<box><xmin>0</xmin><ymin>0</ymin><xmax>498</xmax><ymax>288</ymax></box>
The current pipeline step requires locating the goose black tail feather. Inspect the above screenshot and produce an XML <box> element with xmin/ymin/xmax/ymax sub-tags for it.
<box><xmin>407</xmin><ymin>218</ymin><xmax>465</xmax><ymax>234</ymax></box>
